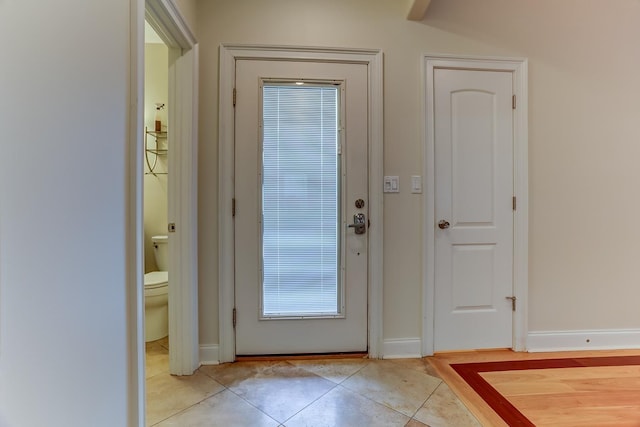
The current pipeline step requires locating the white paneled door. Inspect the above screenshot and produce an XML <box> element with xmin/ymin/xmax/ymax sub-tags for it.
<box><xmin>234</xmin><ymin>59</ymin><xmax>369</xmax><ymax>355</ymax></box>
<box><xmin>434</xmin><ymin>68</ymin><xmax>514</xmax><ymax>351</ymax></box>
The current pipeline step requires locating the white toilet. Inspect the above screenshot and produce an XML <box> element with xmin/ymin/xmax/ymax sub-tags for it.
<box><xmin>144</xmin><ymin>235</ymin><xmax>169</xmax><ymax>342</ymax></box>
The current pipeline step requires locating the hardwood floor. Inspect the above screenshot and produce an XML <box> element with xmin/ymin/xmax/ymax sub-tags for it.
<box><xmin>427</xmin><ymin>349</ymin><xmax>640</xmax><ymax>427</ymax></box>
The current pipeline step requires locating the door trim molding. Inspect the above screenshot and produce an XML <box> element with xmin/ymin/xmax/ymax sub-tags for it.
<box><xmin>219</xmin><ymin>44</ymin><xmax>384</xmax><ymax>362</ymax></box>
<box><xmin>421</xmin><ymin>54</ymin><xmax>528</xmax><ymax>355</ymax></box>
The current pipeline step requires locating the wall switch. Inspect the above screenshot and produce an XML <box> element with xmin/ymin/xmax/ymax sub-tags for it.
<box><xmin>384</xmin><ymin>176</ymin><xmax>399</xmax><ymax>193</ymax></box>
<box><xmin>411</xmin><ymin>175</ymin><xmax>422</xmax><ymax>194</ymax></box>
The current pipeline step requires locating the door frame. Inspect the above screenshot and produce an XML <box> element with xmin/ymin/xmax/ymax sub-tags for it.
<box><xmin>421</xmin><ymin>54</ymin><xmax>529</xmax><ymax>355</ymax></box>
<box><xmin>145</xmin><ymin>0</ymin><xmax>199</xmax><ymax>375</ymax></box>
<box><xmin>218</xmin><ymin>45</ymin><xmax>384</xmax><ymax>362</ymax></box>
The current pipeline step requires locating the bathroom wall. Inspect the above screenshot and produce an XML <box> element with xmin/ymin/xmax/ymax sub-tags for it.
<box><xmin>144</xmin><ymin>42</ymin><xmax>169</xmax><ymax>272</ymax></box>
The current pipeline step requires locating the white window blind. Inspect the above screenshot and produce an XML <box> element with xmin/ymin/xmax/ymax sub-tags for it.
<box><xmin>262</xmin><ymin>84</ymin><xmax>340</xmax><ymax>316</ymax></box>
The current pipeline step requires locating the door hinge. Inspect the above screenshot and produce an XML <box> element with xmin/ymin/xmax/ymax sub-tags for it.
<box><xmin>233</xmin><ymin>88</ymin><xmax>237</xmax><ymax>107</ymax></box>
<box><xmin>168</xmin><ymin>222</ymin><xmax>176</xmax><ymax>233</ymax></box>
<box><xmin>512</xmin><ymin>94</ymin><xmax>516</xmax><ymax>110</ymax></box>
<box><xmin>232</xmin><ymin>307</ymin><xmax>237</xmax><ymax>328</ymax></box>
<box><xmin>512</xmin><ymin>196</ymin><xmax>517</xmax><ymax>211</ymax></box>
<box><xmin>232</xmin><ymin>198</ymin><xmax>236</xmax><ymax>217</ymax></box>
<box><xmin>506</xmin><ymin>296</ymin><xmax>516</xmax><ymax>312</ymax></box>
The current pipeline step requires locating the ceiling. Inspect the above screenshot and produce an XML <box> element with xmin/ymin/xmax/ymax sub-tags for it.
<box><xmin>145</xmin><ymin>21</ymin><xmax>164</xmax><ymax>44</ymax></box>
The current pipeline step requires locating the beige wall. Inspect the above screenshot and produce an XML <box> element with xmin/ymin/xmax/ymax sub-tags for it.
<box><xmin>196</xmin><ymin>0</ymin><xmax>640</xmax><ymax>348</ymax></box>
<box><xmin>144</xmin><ymin>43</ymin><xmax>169</xmax><ymax>273</ymax></box>
<box><xmin>174</xmin><ymin>0</ymin><xmax>198</xmax><ymax>35</ymax></box>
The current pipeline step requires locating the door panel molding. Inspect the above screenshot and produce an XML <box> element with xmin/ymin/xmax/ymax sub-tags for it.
<box><xmin>422</xmin><ymin>54</ymin><xmax>528</xmax><ymax>355</ymax></box>
<box><xmin>219</xmin><ymin>45</ymin><xmax>384</xmax><ymax>362</ymax></box>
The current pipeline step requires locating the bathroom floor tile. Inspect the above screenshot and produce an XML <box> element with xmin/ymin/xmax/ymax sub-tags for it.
<box><xmin>146</xmin><ymin>340</ymin><xmax>169</xmax><ymax>379</ymax></box>
<box><xmin>413</xmin><ymin>382</ymin><xmax>480</xmax><ymax>427</ymax></box>
<box><xmin>287</xmin><ymin>358</ymin><xmax>370</xmax><ymax>384</ymax></box>
<box><xmin>340</xmin><ymin>360</ymin><xmax>442</xmax><ymax>417</ymax></box>
<box><xmin>285</xmin><ymin>386</ymin><xmax>410</xmax><ymax>427</ymax></box>
<box><xmin>157</xmin><ymin>336</ymin><xmax>169</xmax><ymax>350</ymax></box>
<box><xmin>155</xmin><ymin>389</ymin><xmax>279</xmax><ymax>427</ymax></box>
<box><xmin>146</xmin><ymin>370</ymin><xmax>225</xmax><ymax>426</ymax></box>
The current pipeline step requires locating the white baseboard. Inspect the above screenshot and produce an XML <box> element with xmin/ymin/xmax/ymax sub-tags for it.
<box><xmin>527</xmin><ymin>329</ymin><xmax>640</xmax><ymax>352</ymax></box>
<box><xmin>199</xmin><ymin>344</ymin><xmax>220</xmax><ymax>365</ymax></box>
<box><xmin>382</xmin><ymin>338</ymin><xmax>422</xmax><ymax>359</ymax></box>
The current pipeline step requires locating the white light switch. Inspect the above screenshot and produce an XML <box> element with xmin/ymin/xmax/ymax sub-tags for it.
<box><xmin>384</xmin><ymin>176</ymin><xmax>399</xmax><ymax>193</ymax></box>
<box><xmin>411</xmin><ymin>175</ymin><xmax>422</xmax><ymax>194</ymax></box>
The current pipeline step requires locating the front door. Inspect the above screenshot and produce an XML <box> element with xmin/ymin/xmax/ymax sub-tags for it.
<box><xmin>234</xmin><ymin>59</ymin><xmax>369</xmax><ymax>355</ymax></box>
<box><xmin>434</xmin><ymin>68</ymin><xmax>514</xmax><ymax>351</ymax></box>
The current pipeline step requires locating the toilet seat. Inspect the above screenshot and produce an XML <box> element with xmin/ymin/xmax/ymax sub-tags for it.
<box><xmin>144</xmin><ymin>271</ymin><xmax>168</xmax><ymax>289</ymax></box>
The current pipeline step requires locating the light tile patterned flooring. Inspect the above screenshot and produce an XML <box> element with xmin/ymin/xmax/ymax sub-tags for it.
<box><xmin>146</xmin><ymin>339</ymin><xmax>479</xmax><ymax>427</ymax></box>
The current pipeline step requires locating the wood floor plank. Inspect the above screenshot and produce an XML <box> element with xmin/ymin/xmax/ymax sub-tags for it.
<box><xmin>482</xmin><ymin>366</ymin><xmax>640</xmax><ymax>395</ymax></box>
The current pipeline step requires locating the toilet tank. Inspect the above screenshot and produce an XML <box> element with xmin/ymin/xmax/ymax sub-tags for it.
<box><xmin>152</xmin><ymin>235</ymin><xmax>169</xmax><ymax>271</ymax></box>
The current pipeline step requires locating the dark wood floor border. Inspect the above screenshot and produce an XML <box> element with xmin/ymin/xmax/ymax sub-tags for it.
<box><xmin>451</xmin><ymin>355</ymin><xmax>640</xmax><ymax>427</ymax></box>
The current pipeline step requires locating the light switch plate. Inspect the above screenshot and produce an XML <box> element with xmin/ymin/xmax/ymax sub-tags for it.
<box><xmin>384</xmin><ymin>176</ymin><xmax>399</xmax><ymax>193</ymax></box>
<box><xmin>411</xmin><ymin>175</ymin><xmax>422</xmax><ymax>193</ymax></box>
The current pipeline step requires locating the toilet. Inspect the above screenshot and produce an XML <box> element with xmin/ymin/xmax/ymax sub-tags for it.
<box><xmin>144</xmin><ymin>235</ymin><xmax>169</xmax><ymax>342</ymax></box>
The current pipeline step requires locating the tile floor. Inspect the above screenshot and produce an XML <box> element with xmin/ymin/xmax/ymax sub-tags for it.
<box><xmin>146</xmin><ymin>339</ymin><xmax>480</xmax><ymax>427</ymax></box>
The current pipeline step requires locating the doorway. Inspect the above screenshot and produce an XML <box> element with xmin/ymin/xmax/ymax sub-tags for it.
<box><xmin>218</xmin><ymin>45</ymin><xmax>384</xmax><ymax>362</ymax></box>
<box><xmin>422</xmin><ymin>55</ymin><xmax>529</xmax><ymax>355</ymax></box>
<box><xmin>143</xmin><ymin>0</ymin><xmax>199</xmax><ymax>375</ymax></box>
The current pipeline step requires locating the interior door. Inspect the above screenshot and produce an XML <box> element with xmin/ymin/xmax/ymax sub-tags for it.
<box><xmin>434</xmin><ymin>68</ymin><xmax>514</xmax><ymax>351</ymax></box>
<box><xmin>234</xmin><ymin>59</ymin><xmax>369</xmax><ymax>355</ymax></box>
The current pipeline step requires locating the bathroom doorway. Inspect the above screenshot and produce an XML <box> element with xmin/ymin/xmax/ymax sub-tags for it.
<box><xmin>144</xmin><ymin>20</ymin><xmax>170</xmax><ymax>371</ymax></box>
<box><xmin>143</xmin><ymin>0</ymin><xmax>199</xmax><ymax>377</ymax></box>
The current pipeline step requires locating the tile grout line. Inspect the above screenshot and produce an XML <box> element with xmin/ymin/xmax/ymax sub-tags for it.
<box><xmin>340</xmin><ymin>382</ymin><xmax>417</xmax><ymax>423</ymax></box>
<box><xmin>279</xmin><ymin>380</ymin><xmax>341</xmax><ymax>425</ymax></box>
<box><xmin>150</xmin><ymin>374</ymin><xmax>228</xmax><ymax>426</ymax></box>
<box><xmin>409</xmin><ymin>378</ymin><xmax>444</xmax><ymax>420</ymax></box>
<box><xmin>258</xmin><ymin>359</ymin><xmax>373</xmax><ymax>425</ymax></box>
<box><xmin>275</xmin><ymin>358</ymin><xmax>374</xmax><ymax>424</ymax></box>
<box><xmin>223</xmin><ymin>386</ymin><xmax>282</xmax><ymax>426</ymax></box>
<box><xmin>341</xmin><ymin>360</ymin><xmax>444</xmax><ymax>419</ymax></box>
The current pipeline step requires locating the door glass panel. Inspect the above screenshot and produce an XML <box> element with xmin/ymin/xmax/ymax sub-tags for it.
<box><xmin>261</xmin><ymin>84</ymin><xmax>340</xmax><ymax>317</ymax></box>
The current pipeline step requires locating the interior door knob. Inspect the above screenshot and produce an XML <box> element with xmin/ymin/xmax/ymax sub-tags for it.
<box><xmin>438</xmin><ymin>220</ymin><xmax>450</xmax><ymax>229</ymax></box>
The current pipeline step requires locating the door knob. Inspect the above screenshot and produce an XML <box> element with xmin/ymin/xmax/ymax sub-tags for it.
<box><xmin>438</xmin><ymin>220</ymin><xmax>450</xmax><ymax>229</ymax></box>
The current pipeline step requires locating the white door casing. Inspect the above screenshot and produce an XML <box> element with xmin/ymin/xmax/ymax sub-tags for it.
<box><xmin>422</xmin><ymin>55</ymin><xmax>529</xmax><ymax>355</ymax></box>
<box><xmin>219</xmin><ymin>45</ymin><xmax>384</xmax><ymax>362</ymax></box>
<box><xmin>234</xmin><ymin>60</ymin><xmax>368</xmax><ymax>355</ymax></box>
<box><xmin>167</xmin><ymin>44</ymin><xmax>199</xmax><ymax>374</ymax></box>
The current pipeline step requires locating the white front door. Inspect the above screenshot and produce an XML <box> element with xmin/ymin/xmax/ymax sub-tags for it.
<box><xmin>434</xmin><ymin>68</ymin><xmax>514</xmax><ymax>351</ymax></box>
<box><xmin>234</xmin><ymin>59</ymin><xmax>369</xmax><ymax>355</ymax></box>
